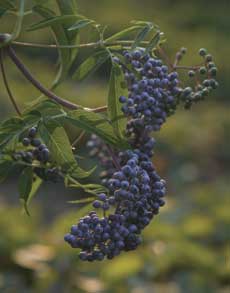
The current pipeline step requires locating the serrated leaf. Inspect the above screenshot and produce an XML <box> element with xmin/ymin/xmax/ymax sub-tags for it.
<box><xmin>66</xmin><ymin>109</ymin><xmax>129</xmax><ymax>149</ymax></box>
<box><xmin>145</xmin><ymin>31</ymin><xmax>161</xmax><ymax>54</ymax></box>
<box><xmin>19</xmin><ymin>167</ymin><xmax>33</xmax><ymax>215</ymax></box>
<box><xmin>72</xmin><ymin>50</ymin><xmax>109</xmax><ymax>81</ymax></box>
<box><xmin>131</xmin><ymin>24</ymin><xmax>153</xmax><ymax>50</ymax></box>
<box><xmin>68</xmin><ymin>19</ymin><xmax>94</xmax><ymax>31</ymax></box>
<box><xmin>105</xmin><ymin>25</ymin><xmax>142</xmax><ymax>43</ymax></box>
<box><xmin>107</xmin><ymin>63</ymin><xmax>127</xmax><ymax>138</ymax></box>
<box><xmin>38</xmin><ymin>120</ymin><xmax>93</xmax><ymax>179</ymax></box>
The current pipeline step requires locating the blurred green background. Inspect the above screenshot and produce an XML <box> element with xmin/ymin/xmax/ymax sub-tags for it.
<box><xmin>0</xmin><ymin>0</ymin><xmax>230</xmax><ymax>292</ymax></box>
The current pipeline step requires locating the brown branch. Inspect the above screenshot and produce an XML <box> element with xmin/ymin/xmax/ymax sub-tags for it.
<box><xmin>0</xmin><ymin>49</ymin><xmax>21</xmax><ymax>115</ymax></box>
<box><xmin>6</xmin><ymin>46</ymin><xmax>107</xmax><ymax>113</ymax></box>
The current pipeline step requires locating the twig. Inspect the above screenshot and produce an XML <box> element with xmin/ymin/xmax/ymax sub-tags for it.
<box><xmin>12</xmin><ymin>40</ymin><xmax>150</xmax><ymax>50</ymax></box>
<box><xmin>156</xmin><ymin>46</ymin><xmax>174</xmax><ymax>70</ymax></box>
<box><xmin>72</xmin><ymin>131</ymin><xmax>86</xmax><ymax>147</ymax></box>
<box><xmin>106</xmin><ymin>144</ymin><xmax>121</xmax><ymax>170</ymax></box>
<box><xmin>174</xmin><ymin>65</ymin><xmax>200</xmax><ymax>70</ymax></box>
<box><xmin>0</xmin><ymin>49</ymin><xmax>21</xmax><ymax>115</ymax></box>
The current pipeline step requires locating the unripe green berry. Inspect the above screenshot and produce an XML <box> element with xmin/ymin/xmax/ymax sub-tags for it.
<box><xmin>208</xmin><ymin>62</ymin><xmax>215</xmax><ymax>69</ymax></box>
<box><xmin>183</xmin><ymin>87</ymin><xmax>193</xmax><ymax>96</ymax></box>
<box><xmin>199</xmin><ymin>48</ymin><xmax>207</xmax><ymax>56</ymax></box>
<box><xmin>205</xmin><ymin>54</ymin><xmax>212</xmax><ymax>62</ymax></box>
<box><xmin>188</xmin><ymin>70</ymin><xmax>195</xmax><ymax>77</ymax></box>
<box><xmin>203</xmin><ymin>79</ymin><xmax>210</xmax><ymax>87</ymax></box>
<box><xmin>180</xmin><ymin>47</ymin><xmax>187</xmax><ymax>54</ymax></box>
<box><xmin>199</xmin><ymin>67</ymin><xmax>207</xmax><ymax>75</ymax></box>
<box><xmin>201</xmin><ymin>88</ymin><xmax>209</xmax><ymax>96</ymax></box>
<box><xmin>209</xmin><ymin>67</ymin><xmax>217</xmax><ymax>76</ymax></box>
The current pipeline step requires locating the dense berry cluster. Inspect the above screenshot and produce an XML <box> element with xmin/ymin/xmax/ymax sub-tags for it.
<box><xmin>118</xmin><ymin>50</ymin><xmax>180</xmax><ymax>132</ymax></box>
<box><xmin>13</xmin><ymin>127</ymin><xmax>61</xmax><ymax>182</ymax></box>
<box><xmin>65</xmin><ymin>48</ymin><xmax>218</xmax><ymax>261</ymax></box>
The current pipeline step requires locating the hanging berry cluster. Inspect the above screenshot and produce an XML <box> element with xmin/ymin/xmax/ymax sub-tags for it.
<box><xmin>64</xmin><ymin>48</ymin><xmax>218</xmax><ymax>261</ymax></box>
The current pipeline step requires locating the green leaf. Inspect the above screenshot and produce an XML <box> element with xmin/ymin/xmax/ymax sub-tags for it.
<box><xmin>66</xmin><ymin>109</ymin><xmax>129</xmax><ymax>149</ymax></box>
<box><xmin>38</xmin><ymin>120</ymin><xmax>75</xmax><ymax>169</ymax></box>
<box><xmin>107</xmin><ymin>63</ymin><xmax>127</xmax><ymax>138</ymax></box>
<box><xmin>22</xmin><ymin>177</ymin><xmax>42</xmax><ymax>215</ymax></box>
<box><xmin>0</xmin><ymin>0</ymin><xmax>16</xmax><ymax>10</ymax></box>
<box><xmin>32</xmin><ymin>6</ymin><xmax>79</xmax><ymax>87</ymax></box>
<box><xmin>68</xmin><ymin>19</ymin><xmax>94</xmax><ymax>31</ymax></box>
<box><xmin>72</xmin><ymin>50</ymin><xmax>109</xmax><ymax>81</ymax></box>
<box><xmin>27</xmin><ymin>15</ymin><xmax>84</xmax><ymax>31</ymax></box>
<box><xmin>56</xmin><ymin>0</ymin><xmax>77</xmax><ymax>15</ymax></box>
<box><xmin>68</xmin><ymin>197</ymin><xmax>96</xmax><ymax>204</ymax></box>
<box><xmin>0</xmin><ymin>8</ymin><xmax>7</xmax><ymax>17</ymax></box>
<box><xmin>19</xmin><ymin>167</ymin><xmax>33</xmax><ymax>215</ymax></box>
<box><xmin>65</xmin><ymin>176</ymin><xmax>108</xmax><ymax>195</ymax></box>
<box><xmin>38</xmin><ymin>120</ymin><xmax>93</xmax><ymax>179</ymax></box>
<box><xmin>145</xmin><ymin>31</ymin><xmax>161</xmax><ymax>54</ymax></box>
<box><xmin>55</xmin><ymin>0</ymin><xmax>80</xmax><ymax>64</ymax></box>
<box><xmin>0</xmin><ymin>159</ymin><xmax>14</xmax><ymax>183</ymax></box>
<box><xmin>0</xmin><ymin>114</ymin><xmax>40</xmax><ymax>151</ymax></box>
<box><xmin>105</xmin><ymin>25</ymin><xmax>142</xmax><ymax>43</ymax></box>
<box><xmin>131</xmin><ymin>23</ymin><xmax>153</xmax><ymax>50</ymax></box>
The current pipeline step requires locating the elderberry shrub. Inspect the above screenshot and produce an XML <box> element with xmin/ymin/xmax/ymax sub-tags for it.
<box><xmin>13</xmin><ymin>127</ymin><xmax>61</xmax><ymax>182</ymax></box>
<box><xmin>65</xmin><ymin>48</ymin><xmax>218</xmax><ymax>261</ymax></box>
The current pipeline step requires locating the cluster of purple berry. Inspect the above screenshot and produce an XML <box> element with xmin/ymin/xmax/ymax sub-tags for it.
<box><xmin>13</xmin><ymin>127</ymin><xmax>60</xmax><ymax>182</ymax></box>
<box><xmin>118</xmin><ymin>50</ymin><xmax>180</xmax><ymax>132</ymax></box>
<box><xmin>64</xmin><ymin>48</ymin><xmax>218</xmax><ymax>261</ymax></box>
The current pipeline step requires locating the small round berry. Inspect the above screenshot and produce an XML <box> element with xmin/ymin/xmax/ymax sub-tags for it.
<box><xmin>93</xmin><ymin>200</ymin><xmax>101</xmax><ymax>209</ymax></box>
<box><xmin>199</xmin><ymin>67</ymin><xmax>207</xmax><ymax>75</ymax></box>
<box><xmin>199</xmin><ymin>48</ymin><xmax>207</xmax><ymax>56</ymax></box>
<box><xmin>31</xmin><ymin>138</ymin><xmax>41</xmax><ymax>147</ymax></box>
<box><xmin>188</xmin><ymin>70</ymin><xmax>195</xmax><ymax>77</ymax></box>
<box><xmin>98</xmin><ymin>193</ymin><xmax>107</xmax><ymax>202</ymax></box>
<box><xmin>119</xmin><ymin>96</ymin><xmax>126</xmax><ymax>103</ymax></box>
<box><xmin>22</xmin><ymin>138</ymin><xmax>30</xmax><ymax>146</ymax></box>
<box><xmin>180</xmin><ymin>47</ymin><xmax>187</xmax><ymax>54</ymax></box>
<box><xmin>205</xmin><ymin>54</ymin><xmax>212</xmax><ymax>62</ymax></box>
<box><xmin>28</xmin><ymin>127</ymin><xmax>37</xmax><ymax>138</ymax></box>
<box><xmin>209</xmin><ymin>67</ymin><xmax>217</xmax><ymax>76</ymax></box>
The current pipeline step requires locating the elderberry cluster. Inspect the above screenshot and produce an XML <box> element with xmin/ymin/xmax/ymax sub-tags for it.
<box><xmin>118</xmin><ymin>50</ymin><xmax>180</xmax><ymax>132</ymax></box>
<box><xmin>13</xmin><ymin>127</ymin><xmax>61</xmax><ymax>182</ymax></box>
<box><xmin>65</xmin><ymin>48</ymin><xmax>218</xmax><ymax>261</ymax></box>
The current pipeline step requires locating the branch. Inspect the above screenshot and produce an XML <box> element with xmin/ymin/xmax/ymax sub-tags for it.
<box><xmin>0</xmin><ymin>49</ymin><xmax>21</xmax><ymax>115</ymax></box>
<box><xmin>6</xmin><ymin>46</ymin><xmax>107</xmax><ymax>113</ymax></box>
<box><xmin>106</xmin><ymin>144</ymin><xmax>121</xmax><ymax>170</ymax></box>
